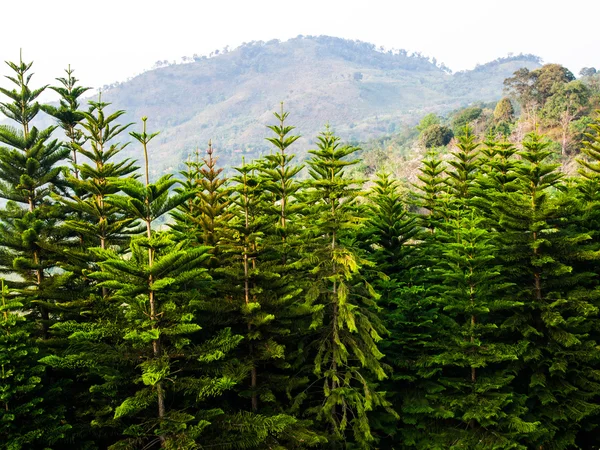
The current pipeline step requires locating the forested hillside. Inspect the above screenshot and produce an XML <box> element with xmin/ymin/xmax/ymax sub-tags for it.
<box><xmin>95</xmin><ymin>36</ymin><xmax>541</xmax><ymax>175</ymax></box>
<box><xmin>358</xmin><ymin>64</ymin><xmax>600</xmax><ymax>183</ymax></box>
<box><xmin>3</xmin><ymin>52</ymin><xmax>600</xmax><ymax>450</ymax></box>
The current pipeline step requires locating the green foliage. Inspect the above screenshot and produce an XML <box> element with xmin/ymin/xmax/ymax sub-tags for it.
<box><xmin>40</xmin><ymin>66</ymin><xmax>91</xmax><ymax>179</ymax></box>
<box><xmin>452</xmin><ymin>106</ymin><xmax>483</xmax><ymax>134</ymax></box>
<box><xmin>418</xmin><ymin>210</ymin><xmax>536</xmax><ymax>448</ymax></box>
<box><xmin>493</xmin><ymin>97</ymin><xmax>515</xmax><ymax>122</ymax></box>
<box><xmin>416</xmin><ymin>113</ymin><xmax>440</xmax><ymax>132</ymax></box>
<box><xmin>0</xmin><ymin>55</ymin><xmax>71</xmax><ymax>337</ymax></box>
<box><xmin>504</xmin><ymin>64</ymin><xmax>576</xmax><ymax>109</ymax></box>
<box><xmin>494</xmin><ymin>133</ymin><xmax>600</xmax><ymax>448</ymax></box>
<box><xmin>297</xmin><ymin>129</ymin><xmax>395</xmax><ymax>448</ymax></box>
<box><xmin>420</xmin><ymin>124</ymin><xmax>453</xmax><ymax>148</ymax></box>
<box><xmin>0</xmin><ymin>279</ymin><xmax>70</xmax><ymax>449</ymax></box>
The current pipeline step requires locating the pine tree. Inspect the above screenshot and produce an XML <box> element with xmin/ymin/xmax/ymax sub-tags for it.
<box><xmin>0</xmin><ymin>54</ymin><xmax>70</xmax><ymax>335</ymax></box>
<box><xmin>0</xmin><ymin>279</ymin><xmax>70</xmax><ymax>449</ymax></box>
<box><xmin>416</xmin><ymin>210</ymin><xmax>536</xmax><ymax>448</ymax></box>
<box><xmin>261</xmin><ymin>103</ymin><xmax>303</xmax><ymax>265</ymax></box>
<box><xmin>414</xmin><ymin>150</ymin><xmax>448</xmax><ymax>233</ymax></box>
<box><xmin>496</xmin><ymin>132</ymin><xmax>600</xmax><ymax>449</ymax></box>
<box><xmin>225</xmin><ymin>159</ymin><xmax>290</xmax><ymax>411</ymax></box>
<box><xmin>298</xmin><ymin>129</ymin><xmax>394</xmax><ymax>448</ymax></box>
<box><xmin>446</xmin><ymin>125</ymin><xmax>480</xmax><ymax>200</ymax></box>
<box><xmin>94</xmin><ymin>117</ymin><xmax>199</xmax><ymax>446</ymax></box>
<box><xmin>171</xmin><ymin>142</ymin><xmax>232</xmax><ymax>251</ymax></box>
<box><xmin>578</xmin><ymin>110</ymin><xmax>600</xmax><ymax>204</ymax></box>
<box><xmin>360</xmin><ymin>172</ymin><xmax>423</xmax><ymax>445</ymax></box>
<box><xmin>40</xmin><ymin>66</ymin><xmax>90</xmax><ymax>180</ymax></box>
<box><xmin>40</xmin><ymin>98</ymin><xmax>142</xmax><ymax>448</ymax></box>
<box><xmin>60</xmin><ymin>97</ymin><xmax>139</xmax><ymax>253</ymax></box>
<box><xmin>170</xmin><ymin>149</ymin><xmax>203</xmax><ymax>244</ymax></box>
<box><xmin>571</xmin><ymin>112</ymin><xmax>600</xmax><ymax>449</ymax></box>
<box><xmin>257</xmin><ymin>105</ymin><xmax>312</xmax><ymax>414</ymax></box>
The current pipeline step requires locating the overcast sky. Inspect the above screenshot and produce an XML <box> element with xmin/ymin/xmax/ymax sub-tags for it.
<box><xmin>2</xmin><ymin>0</ymin><xmax>598</xmax><ymax>98</ymax></box>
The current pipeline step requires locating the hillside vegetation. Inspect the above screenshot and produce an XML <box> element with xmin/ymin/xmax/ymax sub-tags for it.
<box><xmin>99</xmin><ymin>35</ymin><xmax>541</xmax><ymax>174</ymax></box>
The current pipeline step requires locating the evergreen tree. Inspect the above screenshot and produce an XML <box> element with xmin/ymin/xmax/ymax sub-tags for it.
<box><xmin>416</xmin><ymin>210</ymin><xmax>536</xmax><ymax>448</ymax></box>
<box><xmin>171</xmin><ymin>142</ymin><xmax>232</xmax><ymax>251</ymax></box>
<box><xmin>170</xmin><ymin>149</ymin><xmax>204</xmax><ymax>245</ymax></box>
<box><xmin>360</xmin><ymin>172</ymin><xmax>423</xmax><ymax>445</ymax></box>
<box><xmin>40</xmin><ymin>99</ymin><xmax>142</xmax><ymax>448</ymax></box>
<box><xmin>578</xmin><ymin>110</ymin><xmax>600</xmax><ymax>204</ymax></box>
<box><xmin>95</xmin><ymin>117</ymin><xmax>197</xmax><ymax>446</ymax></box>
<box><xmin>572</xmin><ymin>111</ymin><xmax>600</xmax><ymax>449</ymax></box>
<box><xmin>224</xmin><ymin>159</ymin><xmax>294</xmax><ymax>414</ymax></box>
<box><xmin>0</xmin><ymin>55</ymin><xmax>70</xmax><ymax>334</ymax></box>
<box><xmin>40</xmin><ymin>66</ymin><xmax>90</xmax><ymax>180</ymax></box>
<box><xmin>0</xmin><ymin>279</ymin><xmax>70</xmax><ymax>449</ymax></box>
<box><xmin>257</xmin><ymin>105</ymin><xmax>312</xmax><ymax>413</ymax></box>
<box><xmin>446</xmin><ymin>125</ymin><xmax>480</xmax><ymax>200</ymax></box>
<box><xmin>261</xmin><ymin>103</ymin><xmax>303</xmax><ymax>265</ymax></box>
<box><xmin>298</xmin><ymin>129</ymin><xmax>394</xmax><ymax>448</ymax></box>
<box><xmin>60</xmin><ymin>98</ymin><xmax>139</xmax><ymax>252</ymax></box>
<box><xmin>414</xmin><ymin>150</ymin><xmax>448</xmax><ymax>232</ymax></box>
<box><xmin>497</xmin><ymin>133</ymin><xmax>600</xmax><ymax>449</ymax></box>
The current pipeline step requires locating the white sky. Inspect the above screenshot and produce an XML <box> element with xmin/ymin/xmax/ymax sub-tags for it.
<box><xmin>1</xmin><ymin>0</ymin><xmax>598</xmax><ymax>97</ymax></box>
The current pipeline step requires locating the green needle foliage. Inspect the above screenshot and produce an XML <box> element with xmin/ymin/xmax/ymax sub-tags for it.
<box><xmin>40</xmin><ymin>66</ymin><xmax>90</xmax><ymax>180</ymax></box>
<box><xmin>0</xmin><ymin>55</ymin><xmax>70</xmax><ymax>333</ymax></box>
<box><xmin>298</xmin><ymin>129</ymin><xmax>394</xmax><ymax>448</ymax></box>
<box><xmin>171</xmin><ymin>142</ymin><xmax>232</xmax><ymax>251</ymax></box>
<box><xmin>224</xmin><ymin>158</ymin><xmax>299</xmax><ymax>418</ymax></box>
<box><xmin>360</xmin><ymin>172</ymin><xmax>423</xmax><ymax>445</ymax></box>
<box><xmin>495</xmin><ymin>133</ymin><xmax>600</xmax><ymax>449</ymax></box>
<box><xmin>0</xmin><ymin>279</ymin><xmax>70</xmax><ymax>449</ymax></box>
<box><xmin>87</xmin><ymin>118</ymin><xmax>239</xmax><ymax>448</ymax></box>
<box><xmin>61</xmin><ymin>98</ymin><xmax>139</xmax><ymax>252</ymax></box>
<box><xmin>419</xmin><ymin>210</ymin><xmax>536</xmax><ymax>449</ymax></box>
<box><xmin>40</xmin><ymin>99</ymin><xmax>141</xmax><ymax>449</ymax></box>
<box><xmin>446</xmin><ymin>125</ymin><xmax>480</xmax><ymax>200</ymax></box>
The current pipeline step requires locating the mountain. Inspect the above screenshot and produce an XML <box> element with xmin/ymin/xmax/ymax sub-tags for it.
<box><xmin>96</xmin><ymin>36</ymin><xmax>541</xmax><ymax>174</ymax></box>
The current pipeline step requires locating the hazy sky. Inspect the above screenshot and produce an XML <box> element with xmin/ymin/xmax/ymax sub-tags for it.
<box><xmin>2</xmin><ymin>0</ymin><xmax>598</xmax><ymax>97</ymax></box>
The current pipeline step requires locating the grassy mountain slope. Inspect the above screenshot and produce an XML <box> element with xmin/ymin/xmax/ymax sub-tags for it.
<box><xmin>97</xmin><ymin>36</ymin><xmax>540</xmax><ymax>174</ymax></box>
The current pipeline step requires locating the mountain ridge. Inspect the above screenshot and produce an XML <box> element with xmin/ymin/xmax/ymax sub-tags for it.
<box><xmin>58</xmin><ymin>36</ymin><xmax>546</xmax><ymax>174</ymax></box>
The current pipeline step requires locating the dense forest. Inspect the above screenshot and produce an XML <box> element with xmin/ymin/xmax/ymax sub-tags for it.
<box><xmin>3</xmin><ymin>53</ymin><xmax>600</xmax><ymax>450</ymax></box>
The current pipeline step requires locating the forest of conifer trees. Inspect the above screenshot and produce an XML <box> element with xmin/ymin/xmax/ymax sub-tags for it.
<box><xmin>2</xmin><ymin>56</ymin><xmax>600</xmax><ymax>450</ymax></box>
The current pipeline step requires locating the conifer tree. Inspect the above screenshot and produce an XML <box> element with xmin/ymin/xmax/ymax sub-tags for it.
<box><xmin>298</xmin><ymin>129</ymin><xmax>394</xmax><ymax>448</ymax></box>
<box><xmin>570</xmin><ymin>112</ymin><xmax>600</xmax><ymax>449</ymax></box>
<box><xmin>414</xmin><ymin>150</ymin><xmax>448</xmax><ymax>232</ymax></box>
<box><xmin>226</xmin><ymin>159</ymin><xmax>288</xmax><ymax>412</ymax></box>
<box><xmin>578</xmin><ymin>111</ymin><xmax>600</xmax><ymax>203</ymax></box>
<box><xmin>171</xmin><ymin>142</ymin><xmax>232</xmax><ymax>251</ymax></box>
<box><xmin>257</xmin><ymin>105</ymin><xmax>312</xmax><ymax>411</ymax></box>
<box><xmin>84</xmin><ymin>117</ymin><xmax>235</xmax><ymax>447</ymax></box>
<box><xmin>360</xmin><ymin>172</ymin><xmax>424</xmax><ymax>445</ymax></box>
<box><xmin>60</xmin><ymin>98</ymin><xmax>139</xmax><ymax>253</ymax></box>
<box><xmin>261</xmin><ymin>103</ymin><xmax>303</xmax><ymax>263</ymax></box>
<box><xmin>170</xmin><ymin>149</ymin><xmax>204</xmax><ymax>244</ymax></box>
<box><xmin>446</xmin><ymin>125</ymin><xmax>480</xmax><ymax>200</ymax></box>
<box><xmin>415</xmin><ymin>211</ymin><xmax>536</xmax><ymax>448</ymax></box>
<box><xmin>0</xmin><ymin>55</ymin><xmax>70</xmax><ymax>334</ymax></box>
<box><xmin>496</xmin><ymin>132</ymin><xmax>600</xmax><ymax>449</ymax></box>
<box><xmin>0</xmin><ymin>279</ymin><xmax>70</xmax><ymax>449</ymax></box>
<box><xmin>40</xmin><ymin>99</ymin><xmax>142</xmax><ymax>448</ymax></box>
<box><xmin>40</xmin><ymin>66</ymin><xmax>90</xmax><ymax>180</ymax></box>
